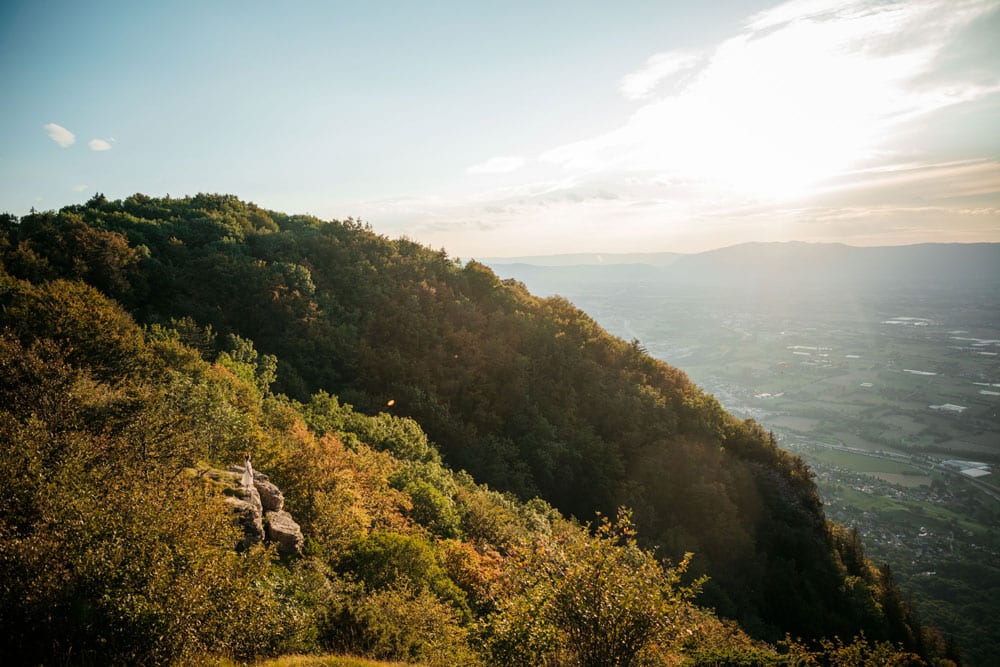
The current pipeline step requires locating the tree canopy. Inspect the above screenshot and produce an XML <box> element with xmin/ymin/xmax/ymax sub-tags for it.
<box><xmin>0</xmin><ymin>195</ymin><xmax>952</xmax><ymax>664</ymax></box>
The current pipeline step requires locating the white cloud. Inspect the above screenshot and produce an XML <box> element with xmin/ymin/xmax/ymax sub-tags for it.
<box><xmin>466</xmin><ymin>155</ymin><xmax>526</xmax><ymax>174</ymax></box>
<box><xmin>815</xmin><ymin>159</ymin><xmax>1000</xmax><ymax>203</ymax></box>
<box><xmin>44</xmin><ymin>123</ymin><xmax>75</xmax><ymax>148</ymax></box>
<box><xmin>89</xmin><ymin>138</ymin><xmax>112</xmax><ymax>151</ymax></box>
<box><xmin>543</xmin><ymin>0</ymin><xmax>1000</xmax><ymax>198</ymax></box>
<box><xmin>369</xmin><ymin>0</ymin><xmax>1000</xmax><ymax>255</ymax></box>
<box><xmin>619</xmin><ymin>51</ymin><xmax>700</xmax><ymax>100</ymax></box>
<box><xmin>71</xmin><ymin>184</ymin><xmax>88</xmax><ymax>192</ymax></box>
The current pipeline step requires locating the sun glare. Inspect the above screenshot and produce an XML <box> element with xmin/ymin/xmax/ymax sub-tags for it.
<box><xmin>545</xmin><ymin>1</ymin><xmax>965</xmax><ymax>203</ymax></box>
<box><xmin>656</xmin><ymin>14</ymin><xmax>931</xmax><ymax>200</ymax></box>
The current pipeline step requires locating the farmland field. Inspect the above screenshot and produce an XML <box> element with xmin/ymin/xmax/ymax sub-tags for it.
<box><xmin>489</xmin><ymin>261</ymin><xmax>1000</xmax><ymax>664</ymax></box>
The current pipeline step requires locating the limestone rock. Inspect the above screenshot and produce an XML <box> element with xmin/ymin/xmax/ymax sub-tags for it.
<box><xmin>265</xmin><ymin>510</ymin><xmax>304</xmax><ymax>556</ymax></box>
<box><xmin>227</xmin><ymin>464</ymin><xmax>247</xmax><ymax>475</ymax></box>
<box><xmin>226</xmin><ymin>496</ymin><xmax>264</xmax><ymax>548</ymax></box>
<box><xmin>254</xmin><ymin>478</ymin><xmax>284</xmax><ymax>512</ymax></box>
<box><xmin>245</xmin><ymin>483</ymin><xmax>263</xmax><ymax>514</ymax></box>
<box><xmin>210</xmin><ymin>462</ymin><xmax>302</xmax><ymax>556</ymax></box>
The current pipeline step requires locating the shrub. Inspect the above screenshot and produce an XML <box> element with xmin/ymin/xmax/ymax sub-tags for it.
<box><xmin>482</xmin><ymin>509</ymin><xmax>704</xmax><ymax>667</ymax></box>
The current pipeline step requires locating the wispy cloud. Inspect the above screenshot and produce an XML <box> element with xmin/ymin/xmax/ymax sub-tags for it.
<box><xmin>44</xmin><ymin>123</ymin><xmax>75</xmax><ymax>148</ymax></box>
<box><xmin>368</xmin><ymin>0</ymin><xmax>1000</xmax><ymax>255</ymax></box>
<box><xmin>88</xmin><ymin>138</ymin><xmax>112</xmax><ymax>151</ymax></box>
<box><xmin>815</xmin><ymin>158</ymin><xmax>1000</xmax><ymax>204</ymax></box>
<box><xmin>619</xmin><ymin>51</ymin><xmax>700</xmax><ymax>101</ymax></box>
<box><xmin>467</xmin><ymin>155</ymin><xmax>526</xmax><ymax>174</ymax></box>
<box><xmin>543</xmin><ymin>0</ymin><xmax>1000</xmax><ymax>196</ymax></box>
<box><xmin>71</xmin><ymin>184</ymin><xmax>88</xmax><ymax>192</ymax></box>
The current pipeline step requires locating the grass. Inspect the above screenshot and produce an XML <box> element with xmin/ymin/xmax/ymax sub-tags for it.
<box><xmin>804</xmin><ymin>448</ymin><xmax>921</xmax><ymax>475</ymax></box>
<box><xmin>832</xmin><ymin>485</ymin><xmax>991</xmax><ymax>536</ymax></box>
<box><xmin>263</xmin><ymin>657</ymin><xmax>416</xmax><ymax>667</ymax></box>
<box><xmin>210</xmin><ymin>655</ymin><xmax>417</xmax><ymax>667</ymax></box>
<box><xmin>869</xmin><ymin>472</ymin><xmax>931</xmax><ymax>488</ymax></box>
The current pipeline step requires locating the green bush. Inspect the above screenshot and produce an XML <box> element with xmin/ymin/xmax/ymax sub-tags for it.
<box><xmin>482</xmin><ymin>510</ymin><xmax>704</xmax><ymax>667</ymax></box>
<box><xmin>402</xmin><ymin>479</ymin><xmax>463</xmax><ymax>539</ymax></box>
<box><xmin>324</xmin><ymin>584</ymin><xmax>480</xmax><ymax>666</ymax></box>
<box><xmin>343</xmin><ymin>532</ymin><xmax>470</xmax><ymax>619</ymax></box>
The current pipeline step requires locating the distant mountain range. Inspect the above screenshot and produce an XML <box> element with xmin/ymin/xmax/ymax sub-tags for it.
<box><xmin>483</xmin><ymin>242</ymin><xmax>1000</xmax><ymax>295</ymax></box>
<box><xmin>483</xmin><ymin>251</ymin><xmax>684</xmax><ymax>267</ymax></box>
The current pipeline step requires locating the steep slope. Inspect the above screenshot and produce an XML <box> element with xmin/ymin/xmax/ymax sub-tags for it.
<box><xmin>1</xmin><ymin>257</ymin><xmax>939</xmax><ymax>665</ymax></box>
<box><xmin>0</xmin><ymin>195</ymin><xmax>933</xmax><ymax>649</ymax></box>
<box><xmin>0</xmin><ymin>267</ymin><xmax>684</xmax><ymax>665</ymax></box>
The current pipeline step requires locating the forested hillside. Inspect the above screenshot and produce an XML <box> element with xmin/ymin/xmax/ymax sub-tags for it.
<box><xmin>0</xmin><ymin>194</ymin><xmax>956</xmax><ymax>664</ymax></box>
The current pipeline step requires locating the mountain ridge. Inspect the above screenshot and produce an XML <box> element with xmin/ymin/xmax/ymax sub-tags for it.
<box><xmin>482</xmin><ymin>240</ymin><xmax>1000</xmax><ymax>266</ymax></box>
<box><xmin>484</xmin><ymin>241</ymin><xmax>1000</xmax><ymax>297</ymax></box>
<box><xmin>0</xmin><ymin>194</ymin><xmax>954</xmax><ymax>664</ymax></box>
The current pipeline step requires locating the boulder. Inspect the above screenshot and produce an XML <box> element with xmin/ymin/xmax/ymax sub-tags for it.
<box><xmin>242</xmin><ymin>482</ymin><xmax>263</xmax><ymax>514</ymax></box>
<box><xmin>265</xmin><ymin>510</ymin><xmax>304</xmax><ymax>556</ymax></box>
<box><xmin>254</xmin><ymin>478</ymin><xmax>284</xmax><ymax>512</ymax></box>
<box><xmin>209</xmin><ymin>462</ymin><xmax>303</xmax><ymax>556</ymax></box>
<box><xmin>225</xmin><ymin>496</ymin><xmax>264</xmax><ymax>548</ymax></box>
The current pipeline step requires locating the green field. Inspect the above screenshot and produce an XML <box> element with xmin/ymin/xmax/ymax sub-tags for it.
<box><xmin>827</xmin><ymin>485</ymin><xmax>991</xmax><ymax>538</ymax></box>
<box><xmin>803</xmin><ymin>448</ymin><xmax>924</xmax><ymax>475</ymax></box>
<box><xmin>525</xmin><ymin>282</ymin><xmax>1000</xmax><ymax>664</ymax></box>
<box><xmin>871</xmin><ymin>472</ymin><xmax>931</xmax><ymax>488</ymax></box>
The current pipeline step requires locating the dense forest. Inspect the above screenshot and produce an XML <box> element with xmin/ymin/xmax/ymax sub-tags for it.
<box><xmin>0</xmin><ymin>194</ymin><xmax>958</xmax><ymax>664</ymax></box>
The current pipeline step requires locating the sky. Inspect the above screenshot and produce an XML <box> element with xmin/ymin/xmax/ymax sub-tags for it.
<box><xmin>2</xmin><ymin>0</ymin><xmax>999</xmax><ymax>257</ymax></box>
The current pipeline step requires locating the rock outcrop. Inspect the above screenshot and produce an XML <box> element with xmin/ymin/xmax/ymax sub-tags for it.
<box><xmin>254</xmin><ymin>477</ymin><xmax>285</xmax><ymax>512</ymax></box>
<box><xmin>209</xmin><ymin>464</ymin><xmax>304</xmax><ymax>556</ymax></box>
<box><xmin>265</xmin><ymin>510</ymin><xmax>305</xmax><ymax>555</ymax></box>
<box><xmin>225</xmin><ymin>490</ymin><xmax>264</xmax><ymax>547</ymax></box>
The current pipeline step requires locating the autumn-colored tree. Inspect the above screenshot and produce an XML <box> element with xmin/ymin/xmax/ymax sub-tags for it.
<box><xmin>0</xmin><ymin>194</ymin><xmax>946</xmax><ymax>662</ymax></box>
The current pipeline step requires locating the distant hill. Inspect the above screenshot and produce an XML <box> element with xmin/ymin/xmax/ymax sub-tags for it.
<box><xmin>485</xmin><ymin>241</ymin><xmax>1000</xmax><ymax>296</ymax></box>
<box><xmin>668</xmin><ymin>242</ymin><xmax>1000</xmax><ymax>290</ymax></box>
<box><xmin>481</xmin><ymin>251</ymin><xmax>683</xmax><ymax>267</ymax></box>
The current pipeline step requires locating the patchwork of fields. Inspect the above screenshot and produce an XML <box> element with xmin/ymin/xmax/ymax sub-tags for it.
<box><xmin>489</xmin><ymin>264</ymin><xmax>1000</xmax><ymax>664</ymax></box>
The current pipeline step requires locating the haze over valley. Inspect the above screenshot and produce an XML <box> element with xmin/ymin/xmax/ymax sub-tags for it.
<box><xmin>488</xmin><ymin>241</ymin><xmax>1000</xmax><ymax>664</ymax></box>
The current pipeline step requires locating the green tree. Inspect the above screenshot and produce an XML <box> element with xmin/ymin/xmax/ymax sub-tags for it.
<box><xmin>484</xmin><ymin>509</ymin><xmax>704</xmax><ymax>667</ymax></box>
<box><xmin>0</xmin><ymin>193</ymin><xmax>941</xmax><ymax>655</ymax></box>
<box><xmin>343</xmin><ymin>531</ymin><xmax>470</xmax><ymax>619</ymax></box>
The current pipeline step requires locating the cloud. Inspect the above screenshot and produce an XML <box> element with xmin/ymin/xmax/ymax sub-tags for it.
<box><xmin>814</xmin><ymin>158</ymin><xmax>1000</xmax><ymax>204</ymax></box>
<box><xmin>619</xmin><ymin>51</ymin><xmax>701</xmax><ymax>100</ymax></box>
<box><xmin>44</xmin><ymin>123</ymin><xmax>75</xmax><ymax>148</ymax></box>
<box><xmin>466</xmin><ymin>155</ymin><xmax>526</xmax><ymax>174</ymax></box>
<box><xmin>367</xmin><ymin>0</ymin><xmax>1000</xmax><ymax>255</ymax></box>
<box><xmin>71</xmin><ymin>184</ymin><xmax>88</xmax><ymax>192</ymax></box>
<box><xmin>542</xmin><ymin>0</ymin><xmax>1000</xmax><ymax>197</ymax></box>
<box><xmin>89</xmin><ymin>138</ymin><xmax>112</xmax><ymax>151</ymax></box>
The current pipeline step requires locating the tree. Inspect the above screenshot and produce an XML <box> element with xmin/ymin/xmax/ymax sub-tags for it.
<box><xmin>484</xmin><ymin>509</ymin><xmax>703</xmax><ymax>667</ymax></box>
